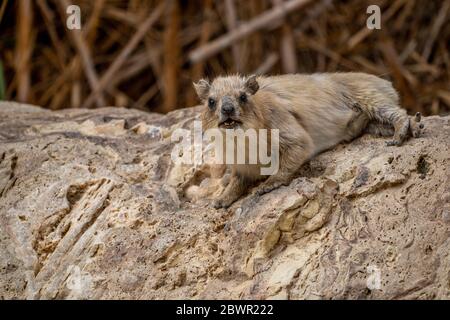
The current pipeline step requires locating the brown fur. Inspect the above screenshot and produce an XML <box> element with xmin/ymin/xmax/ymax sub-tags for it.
<box><xmin>194</xmin><ymin>73</ymin><xmax>424</xmax><ymax>208</ymax></box>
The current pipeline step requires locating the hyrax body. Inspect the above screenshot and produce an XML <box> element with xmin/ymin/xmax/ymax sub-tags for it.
<box><xmin>194</xmin><ymin>73</ymin><xmax>423</xmax><ymax>208</ymax></box>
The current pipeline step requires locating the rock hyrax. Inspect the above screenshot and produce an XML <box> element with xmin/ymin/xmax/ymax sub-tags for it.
<box><xmin>194</xmin><ymin>73</ymin><xmax>423</xmax><ymax>208</ymax></box>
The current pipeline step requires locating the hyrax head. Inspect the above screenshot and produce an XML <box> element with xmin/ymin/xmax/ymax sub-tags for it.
<box><xmin>194</xmin><ymin>75</ymin><xmax>260</xmax><ymax>130</ymax></box>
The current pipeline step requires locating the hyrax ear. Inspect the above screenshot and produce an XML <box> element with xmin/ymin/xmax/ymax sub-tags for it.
<box><xmin>193</xmin><ymin>79</ymin><xmax>211</xmax><ymax>101</ymax></box>
<box><xmin>245</xmin><ymin>75</ymin><xmax>259</xmax><ymax>95</ymax></box>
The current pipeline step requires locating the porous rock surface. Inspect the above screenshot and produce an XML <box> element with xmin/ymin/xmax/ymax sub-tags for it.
<box><xmin>0</xmin><ymin>101</ymin><xmax>449</xmax><ymax>299</ymax></box>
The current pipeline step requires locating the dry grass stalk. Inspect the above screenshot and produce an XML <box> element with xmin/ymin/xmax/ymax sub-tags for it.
<box><xmin>0</xmin><ymin>0</ymin><xmax>447</xmax><ymax>115</ymax></box>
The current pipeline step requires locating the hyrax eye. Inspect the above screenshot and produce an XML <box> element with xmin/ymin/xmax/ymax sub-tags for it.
<box><xmin>239</xmin><ymin>93</ymin><xmax>247</xmax><ymax>103</ymax></box>
<box><xmin>208</xmin><ymin>98</ymin><xmax>216</xmax><ymax>109</ymax></box>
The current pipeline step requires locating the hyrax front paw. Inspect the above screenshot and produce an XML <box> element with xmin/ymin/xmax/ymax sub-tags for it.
<box><xmin>385</xmin><ymin>140</ymin><xmax>401</xmax><ymax>146</ymax></box>
<box><xmin>212</xmin><ymin>197</ymin><xmax>233</xmax><ymax>209</ymax></box>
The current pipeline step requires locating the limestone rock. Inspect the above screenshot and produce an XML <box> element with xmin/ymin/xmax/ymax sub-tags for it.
<box><xmin>0</xmin><ymin>101</ymin><xmax>449</xmax><ymax>300</ymax></box>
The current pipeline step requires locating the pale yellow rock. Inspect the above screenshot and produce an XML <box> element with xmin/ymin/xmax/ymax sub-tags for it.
<box><xmin>0</xmin><ymin>101</ymin><xmax>449</xmax><ymax>300</ymax></box>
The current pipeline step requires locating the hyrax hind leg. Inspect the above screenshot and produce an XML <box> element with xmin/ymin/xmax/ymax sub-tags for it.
<box><xmin>370</xmin><ymin>105</ymin><xmax>424</xmax><ymax>146</ymax></box>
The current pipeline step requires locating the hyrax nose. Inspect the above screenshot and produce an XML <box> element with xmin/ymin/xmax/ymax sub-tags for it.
<box><xmin>221</xmin><ymin>103</ymin><xmax>235</xmax><ymax>115</ymax></box>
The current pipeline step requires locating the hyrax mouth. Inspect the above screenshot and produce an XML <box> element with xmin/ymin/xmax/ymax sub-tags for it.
<box><xmin>219</xmin><ymin>118</ymin><xmax>242</xmax><ymax>129</ymax></box>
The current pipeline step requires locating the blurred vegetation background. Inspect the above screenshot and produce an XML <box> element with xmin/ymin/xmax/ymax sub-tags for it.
<box><xmin>0</xmin><ymin>0</ymin><xmax>449</xmax><ymax>114</ymax></box>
